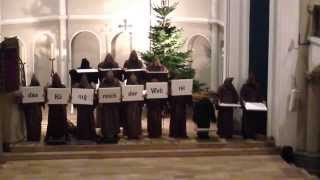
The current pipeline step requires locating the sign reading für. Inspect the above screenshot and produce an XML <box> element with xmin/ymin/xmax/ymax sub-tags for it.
<box><xmin>47</xmin><ymin>88</ymin><xmax>70</xmax><ymax>104</ymax></box>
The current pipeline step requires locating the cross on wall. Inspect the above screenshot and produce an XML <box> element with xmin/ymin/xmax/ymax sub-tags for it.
<box><xmin>118</xmin><ymin>19</ymin><xmax>133</xmax><ymax>31</ymax></box>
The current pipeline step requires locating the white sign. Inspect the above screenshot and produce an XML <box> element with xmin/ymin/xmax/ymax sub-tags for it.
<box><xmin>244</xmin><ymin>102</ymin><xmax>267</xmax><ymax>111</ymax></box>
<box><xmin>21</xmin><ymin>87</ymin><xmax>45</xmax><ymax>103</ymax></box>
<box><xmin>47</xmin><ymin>88</ymin><xmax>70</xmax><ymax>105</ymax></box>
<box><xmin>122</xmin><ymin>85</ymin><xmax>144</xmax><ymax>102</ymax></box>
<box><xmin>99</xmin><ymin>87</ymin><xmax>121</xmax><ymax>103</ymax></box>
<box><xmin>171</xmin><ymin>79</ymin><xmax>193</xmax><ymax>96</ymax></box>
<box><xmin>219</xmin><ymin>102</ymin><xmax>241</xmax><ymax>108</ymax></box>
<box><xmin>72</xmin><ymin>88</ymin><xmax>94</xmax><ymax>105</ymax></box>
<box><xmin>146</xmin><ymin>82</ymin><xmax>168</xmax><ymax>99</ymax></box>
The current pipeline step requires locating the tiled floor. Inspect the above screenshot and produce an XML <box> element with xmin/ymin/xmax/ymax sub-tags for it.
<box><xmin>0</xmin><ymin>155</ymin><xmax>316</xmax><ymax>180</ymax></box>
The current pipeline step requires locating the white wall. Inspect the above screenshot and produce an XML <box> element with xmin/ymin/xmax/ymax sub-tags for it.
<box><xmin>269</xmin><ymin>0</ymin><xmax>301</xmax><ymax>148</ymax></box>
<box><xmin>2</xmin><ymin>0</ymin><xmax>59</xmax><ymax>19</ymax></box>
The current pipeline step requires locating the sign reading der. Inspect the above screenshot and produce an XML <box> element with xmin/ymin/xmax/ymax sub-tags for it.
<box><xmin>122</xmin><ymin>85</ymin><xmax>144</xmax><ymax>102</ymax></box>
<box><xmin>71</xmin><ymin>88</ymin><xmax>94</xmax><ymax>105</ymax></box>
<box><xmin>146</xmin><ymin>82</ymin><xmax>168</xmax><ymax>99</ymax></box>
<box><xmin>171</xmin><ymin>79</ymin><xmax>193</xmax><ymax>96</ymax></box>
<box><xmin>47</xmin><ymin>88</ymin><xmax>69</xmax><ymax>105</ymax></box>
<box><xmin>99</xmin><ymin>87</ymin><xmax>121</xmax><ymax>103</ymax></box>
<box><xmin>21</xmin><ymin>87</ymin><xmax>45</xmax><ymax>103</ymax></box>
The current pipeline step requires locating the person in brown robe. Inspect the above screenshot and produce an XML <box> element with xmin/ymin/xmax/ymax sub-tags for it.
<box><xmin>23</xmin><ymin>74</ymin><xmax>44</xmax><ymax>142</ymax></box>
<box><xmin>217</xmin><ymin>77</ymin><xmax>239</xmax><ymax>139</ymax></box>
<box><xmin>193</xmin><ymin>95</ymin><xmax>216</xmax><ymax>139</ymax></box>
<box><xmin>45</xmin><ymin>73</ymin><xmax>68</xmax><ymax>145</ymax></box>
<box><xmin>99</xmin><ymin>71</ymin><xmax>121</xmax><ymax>143</ymax></box>
<box><xmin>124</xmin><ymin>74</ymin><xmax>143</xmax><ymax>139</ymax></box>
<box><xmin>98</xmin><ymin>53</ymin><xmax>119</xmax><ymax>69</ymax></box>
<box><xmin>73</xmin><ymin>74</ymin><xmax>97</xmax><ymax>141</ymax></box>
<box><xmin>240</xmin><ymin>74</ymin><xmax>266</xmax><ymax>139</ymax></box>
<box><xmin>146</xmin><ymin>57</ymin><xmax>167</xmax><ymax>138</ymax></box>
<box><xmin>123</xmin><ymin>50</ymin><xmax>144</xmax><ymax>136</ymax></box>
<box><xmin>169</xmin><ymin>88</ymin><xmax>192</xmax><ymax>138</ymax></box>
<box><xmin>97</xmin><ymin>53</ymin><xmax>120</xmax><ymax>128</ymax></box>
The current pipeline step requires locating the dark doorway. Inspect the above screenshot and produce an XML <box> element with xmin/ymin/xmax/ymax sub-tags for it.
<box><xmin>249</xmin><ymin>0</ymin><xmax>270</xmax><ymax>99</ymax></box>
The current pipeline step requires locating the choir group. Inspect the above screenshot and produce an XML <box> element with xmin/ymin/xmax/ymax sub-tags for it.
<box><xmin>21</xmin><ymin>50</ymin><xmax>267</xmax><ymax>146</ymax></box>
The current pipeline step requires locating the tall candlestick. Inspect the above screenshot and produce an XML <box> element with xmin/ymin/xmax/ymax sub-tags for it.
<box><xmin>50</xmin><ymin>43</ymin><xmax>55</xmax><ymax>59</ymax></box>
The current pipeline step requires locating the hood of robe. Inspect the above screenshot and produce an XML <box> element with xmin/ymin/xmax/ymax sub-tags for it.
<box><xmin>79</xmin><ymin>58</ymin><xmax>91</xmax><ymax>69</ymax></box>
<box><xmin>30</xmin><ymin>74</ymin><xmax>40</xmax><ymax>86</ymax></box>
<box><xmin>51</xmin><ymin>73</ymin><xmax>63</xmax><ymax>88</ymax></box>
<box><xmin>128</xmin><ymin>50</ymin><xmax>139</xmax><ymax>63</ymax></box>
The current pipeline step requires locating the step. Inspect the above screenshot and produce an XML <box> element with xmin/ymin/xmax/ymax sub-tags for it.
<box><xmin>11</xmin><ymin>141</ymin><xmax>275</xmax><ymax>153</ymax></box>
<box><xmin>4</xmin><ymin>147</ymin><xmax>280</xmax><ymax>161</ymax></box>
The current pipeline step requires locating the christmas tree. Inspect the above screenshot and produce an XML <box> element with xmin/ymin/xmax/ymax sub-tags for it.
<box><xmin>142</xmin><ymin>0</ymin><xmax>201</xmax><ymax>90</ymax></box>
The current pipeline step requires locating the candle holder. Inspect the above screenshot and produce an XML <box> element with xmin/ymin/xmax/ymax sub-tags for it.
<box><xmin>49</xmin><ymin>57</ymin><xmax>55</xmax><ymax>77</ymax></box>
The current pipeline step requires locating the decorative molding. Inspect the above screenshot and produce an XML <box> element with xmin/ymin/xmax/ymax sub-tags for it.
<box><xmin>1</xmin><ymin>15</ymin><xmax>224</xmax><ymax>26</ymax></box>
<box><xmin>1</xmin><ymin>16</ymin><xmax>63</xmax><ymax>25</ymax></box>
<box><xmin>172</xmin><ymin>17</ymin><xmax>224</xmax><ymax>26</ymax></box>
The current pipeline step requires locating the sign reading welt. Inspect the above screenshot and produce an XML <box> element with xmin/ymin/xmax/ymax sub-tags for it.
<box><xmin>171</xmin><ymin>79</ymin><xmax>193</xmax><ymax>96</ymax></box>
<box><xmin>21</xmin><ymin>87</ymin><xmax>45</xmax><ymax>103</ymax></box>
<box><xmin>146</xmin><ymin>82</ymin><xmax>168</xmax><ymax>99</ymax></box>
<box><xmin>122</xmin><ymin>85</ymin><xmax>144</xmax><ymax>102</ymax></box>
<box><xmin>99</xmin><ymin>87</ymin><xmax>121</xmax><ymax>103</ymax></box>
<box><xmin>72</xmin><ymin>88</ymin><xmax>94</xmax><ymax>105</ymax></box>
<box><xmin>47</xmin><ymin>88</ymin><xmax>69</xmax><ymax>105</ymax></box>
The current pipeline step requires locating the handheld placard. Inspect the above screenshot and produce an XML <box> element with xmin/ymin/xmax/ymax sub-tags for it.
<box><xmin>21</xmin><ymin>86</ymin><xmax>45</xmax><ymax>103</ymax></box>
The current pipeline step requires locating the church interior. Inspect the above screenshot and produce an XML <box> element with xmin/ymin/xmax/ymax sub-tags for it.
<box><xmin>0</xmin><ymin>0</ymin><xmax>320</xmax><ymax>179</ymax></box>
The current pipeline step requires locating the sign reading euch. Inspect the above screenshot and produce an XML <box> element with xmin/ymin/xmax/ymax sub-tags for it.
<box><xmin>99</xmin><ymin>87</ymin><xmax>121</xmax><ymax>103</ymax></box>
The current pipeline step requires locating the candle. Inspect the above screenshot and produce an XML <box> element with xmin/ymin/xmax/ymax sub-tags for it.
<box><xmin>50</xmin><ymin>43</ymin><xmax>55</xmax><ymax>59</ymax></box>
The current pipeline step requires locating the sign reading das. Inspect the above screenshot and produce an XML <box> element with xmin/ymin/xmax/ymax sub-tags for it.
<box><xmin>99</xmin><ymin>87</ymin><xmax>121</xmax><ymax>103</ymax></box>
<box><xmin>122</xmin><ymin>85</ymin><xmax>144</xmax><ymax>102</ymax></box>
<box><xmin>71</xmin><ymin>88</ymin><xmax>94</xmax><ymax>105</ymax></box>
<box><xmin>47</xmin><ymin>88</ymin><xmax>69</xmax><ymax>105</ymax></box>
<box><xmin>171</xmin><ymin>79</ymin><xmax>193</xmax><ymax>96</ymax></box>
<box><xmin>21</xmin><ymin>87</ymin><xmax>45</xmax><ymax>103</ymax></box>
<box><xmin>146</xmin><ymin>82</ymin><xmax>168</xmax><ymax>99</ymax></box>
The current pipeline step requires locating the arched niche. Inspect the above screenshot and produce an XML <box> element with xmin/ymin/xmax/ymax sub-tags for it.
<box><xmin>33</xmin><ymin>33</ymin><xmax>56</xmax><ymax>86</ymax></box>
<box><xmin>188</xmin><ymin>35</ymin><xmax>212</xmax><ymax>89</ymax></box>
<box><xmin>111</xmin><ymin>32</ymin><xmax>132</xmax><ymax>67</ymax></box>
<box><xmin>71</xmin><ymin>31</ymin><xmax>100</xmax><ymax>69</ymax></box>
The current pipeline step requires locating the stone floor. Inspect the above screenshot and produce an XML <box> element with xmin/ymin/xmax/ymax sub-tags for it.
<box><xmin>0</xmin><ymin>155</ymin><xmax>317</xmax><ymax>180</ymax></box>
<box><xmin>2</xmin><ymin>107</ymin><xmax>312</xmax><ymax>180</ymax></box>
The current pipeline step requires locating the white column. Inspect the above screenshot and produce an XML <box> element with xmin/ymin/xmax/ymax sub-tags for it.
<box><xmin>268</xmin><ymin>0</ymin><xmax>276</xmax><ymax>138</ymax></box>
<box><xmin>239</xmin><ymin>0</ymin><xmax>250</xmax><ymax>86</ymax></box>
<box><xmin>210</xmin><ymin>0</ymin><xmax>219</xmax><ymax>90</ymax></box>
<box><xmin>59</xmin><ymin>0</ymin><xmax>68</xmax><ymax>85</ymax></box>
